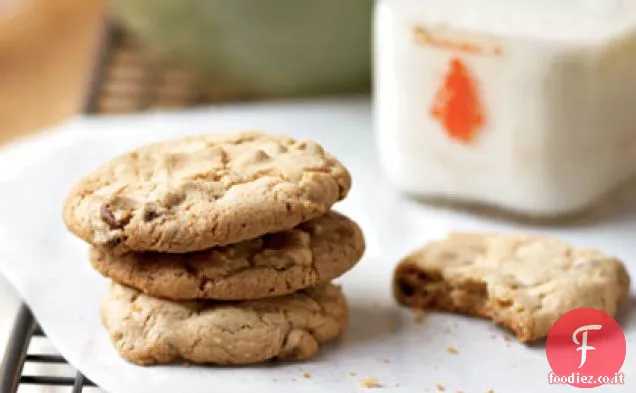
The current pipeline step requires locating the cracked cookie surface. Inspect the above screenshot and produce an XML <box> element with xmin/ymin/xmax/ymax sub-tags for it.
<box><xmin>90</xmin><ymin>211</ymin><xmax>365</xmax><ymax>300</ymax></box>
<box><xmin>101</xmin><ymin>281</ymin><xmax>348</xmax><ymax>365</ymax></box>
<box><xmin>63</xmin><ymin>131</ymin><xmax>351</xmax><ymax>253</ymax></box>
<box><xmin>393</xmin><ymin>233</ymin><xmax>630</xmax><ymax>342</ymax></box>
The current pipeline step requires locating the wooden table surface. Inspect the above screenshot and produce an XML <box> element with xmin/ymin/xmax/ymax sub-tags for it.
<box><xmin>0</xmin><ymin>0</ymin><xmax>103</xmax><ymax>144</ymax></box>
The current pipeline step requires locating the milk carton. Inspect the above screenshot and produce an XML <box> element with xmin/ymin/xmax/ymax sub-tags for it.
<box><xmin>374</xmin><ymin>0</ymin><xmax>636</xmax><ymax>217</ymax></box>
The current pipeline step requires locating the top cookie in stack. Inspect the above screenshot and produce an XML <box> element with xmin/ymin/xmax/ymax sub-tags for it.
<box><xmin>63</xmin><ymin>131</ymin><xmax>351</xmax><ymax>254</ymax></box>
<box><xmin>62</xmin><ymin>131</ymin><xmax>364</xmax><ymax>366</ymax></box>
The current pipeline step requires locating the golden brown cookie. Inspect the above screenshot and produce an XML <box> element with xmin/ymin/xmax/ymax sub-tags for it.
<box><xmin>63</xmin><ymin>131</ymin><xmax>351</xmax><ymax>253</ymax></box>
<box><xmin>90</xmin><ymin>211</ymin><xmax>365</xmax><ymax>300</ymax></box>
<box><xmin>100</xmin><ymin>281</ymin><xmax>348</xmax><ymax>366</ymax></box>
<box><xmin>393</xmin><ymin>233</ymin><xmax>630</xmax><ymax>342</ymax></box>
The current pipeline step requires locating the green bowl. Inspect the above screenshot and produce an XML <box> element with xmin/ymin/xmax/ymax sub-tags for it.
<box><xmin>110</xmin><ymin>0</ymin><xmax>372</xmax><ymax>99</ymax></box>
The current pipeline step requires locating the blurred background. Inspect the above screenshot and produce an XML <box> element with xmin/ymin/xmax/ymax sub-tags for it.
<box><xmin>0</xmin><ymin>0</ymin><xmax>372</xmax><ymax>144</ymax></box>
<box><xmin>0</xmin><ymin>0</ymin><xmax>102</xmax><ymax>143</ymax></box>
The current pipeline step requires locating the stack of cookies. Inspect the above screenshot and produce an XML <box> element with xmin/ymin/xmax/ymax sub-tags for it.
<box><xmin>63</xmin><ymin>131</ymin><xmax>365</xmax><ymax>365</ymax></box>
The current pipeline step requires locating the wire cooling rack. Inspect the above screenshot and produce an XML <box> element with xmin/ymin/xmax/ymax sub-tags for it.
<box><xmin>0</xmin><ymin>22</ymin><xmax>218</xmax><ymax>393</ymax></box>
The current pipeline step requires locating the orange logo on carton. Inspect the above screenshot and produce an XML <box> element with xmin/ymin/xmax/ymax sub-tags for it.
<box><xmin>430</xmin><ymin>58</ymin><xmax>485</xmax><ymax>144</ymax></box>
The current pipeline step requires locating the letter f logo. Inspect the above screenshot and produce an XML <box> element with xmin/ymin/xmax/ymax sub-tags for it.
<box><xmin>573</xmin><ymin>324</ymin><xmax>602</xmax><ymax>368</ymax></box>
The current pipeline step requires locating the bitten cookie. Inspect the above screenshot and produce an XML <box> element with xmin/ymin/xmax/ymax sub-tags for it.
<box><xmin>393</xmin><ymin>233</ymin><xmax>630</xmax><ymax>342</ymax></box>
<box><xmin>63</xmin><ymin>131</ymin><xmax>351</xmax><ymax>253</ymax></box>
<box><xmin>90</xmin><ymin>211</ymin><xmax>365</xmax><ymax>300</ymax></box>
<box><xmin>101</xmin><ymin>282</ymin><xmax>348</xmax><ymax>365</ymax></box>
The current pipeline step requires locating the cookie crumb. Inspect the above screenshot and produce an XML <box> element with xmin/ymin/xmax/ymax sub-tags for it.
<box><xmin>487</xmin><ymin>390</ymin><xmax>495</xmax><ymax>393</ymax></box>
<box><xmin>302</xmin><ymin>371</ymin><xmax>311</xmax><ymax>379</ymax></box>
<box><xmin>359</xmin><ymin>377</ymin><xmax>381</xmax><ymax>389</ymax></box>
<box><xmin>456</xmin><ymin>390</ymin><xmax>464</xmax><ymax>393</ymax></box>
<box><xmin>436</xmin><ymin>381</ymin><xmax>445</xmax><ymax>392</ymax></box>
<box><xmin>503</xmin><ymin>335</ymin><xmax>511</xmax><ymax>342</ymax></box>
<box><xmin>182</xmin><ymin>362</ymin><xmax>190</xmax><ymax>368</ymax></box>
<box><xmin>383</xmin><ymin>358</ymin><xmax>390</xmax><ymax>363</ymax></box>
<box><xmin>446</xmin><ymin>346</ymin><xmax>459</xmax><ymax>355</ymax></box>
<box><xmin>349</xmin><ymin>372</ymin><xmax>357</xmax><ymax>377</ymax></box>
<box><xmin>413</xmin><ymin>309</ymin><xmax>426</xmax><ymax>323</ymax></box>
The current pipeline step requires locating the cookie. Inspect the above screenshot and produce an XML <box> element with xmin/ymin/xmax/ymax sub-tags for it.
<box><xmin>90</xmin><ymin>211</ymin><xmax>365</xmax><ymax>300</ymax></box>
<box><xmin>100</xmin><ymin>281</ymin><xmax>348</xmax><ymax>365</ymax></box>
<box><xmin>393</xmin><ymin>233</ymin><xmax>630</xmax><ymax>342</ymax></box>
<box><xmin>63</xmin><ymin>131</ymin><xmax>351</xmax><ymax>253</ymax></box>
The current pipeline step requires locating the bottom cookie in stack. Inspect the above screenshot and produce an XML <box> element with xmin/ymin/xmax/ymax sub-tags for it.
<box><xmin>93</xmin><ymin>211</ymin><xmax>365</xmax><ymax>365</ymax></box>
<box><xmin>101</xmin><ymin>281</ymin><xmax>348</xmax><ymax>365</ymax></box>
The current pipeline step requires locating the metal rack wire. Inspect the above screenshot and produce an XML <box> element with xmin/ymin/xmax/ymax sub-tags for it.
<box><xmin>0</xmin><ymin>21</ymin><xmax>216</xmax><ymax>393</ymax></box>
<box><xmin>0</xmin><ymin>305</ymin><xmax>97</xmax><ymax>392</ymax></box>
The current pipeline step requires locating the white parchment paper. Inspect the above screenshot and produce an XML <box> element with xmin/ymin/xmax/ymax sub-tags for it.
<box><xmin>0</xmin><ymin>98</ymin><xmax>633</xmax><ymax>393</ymax></box>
